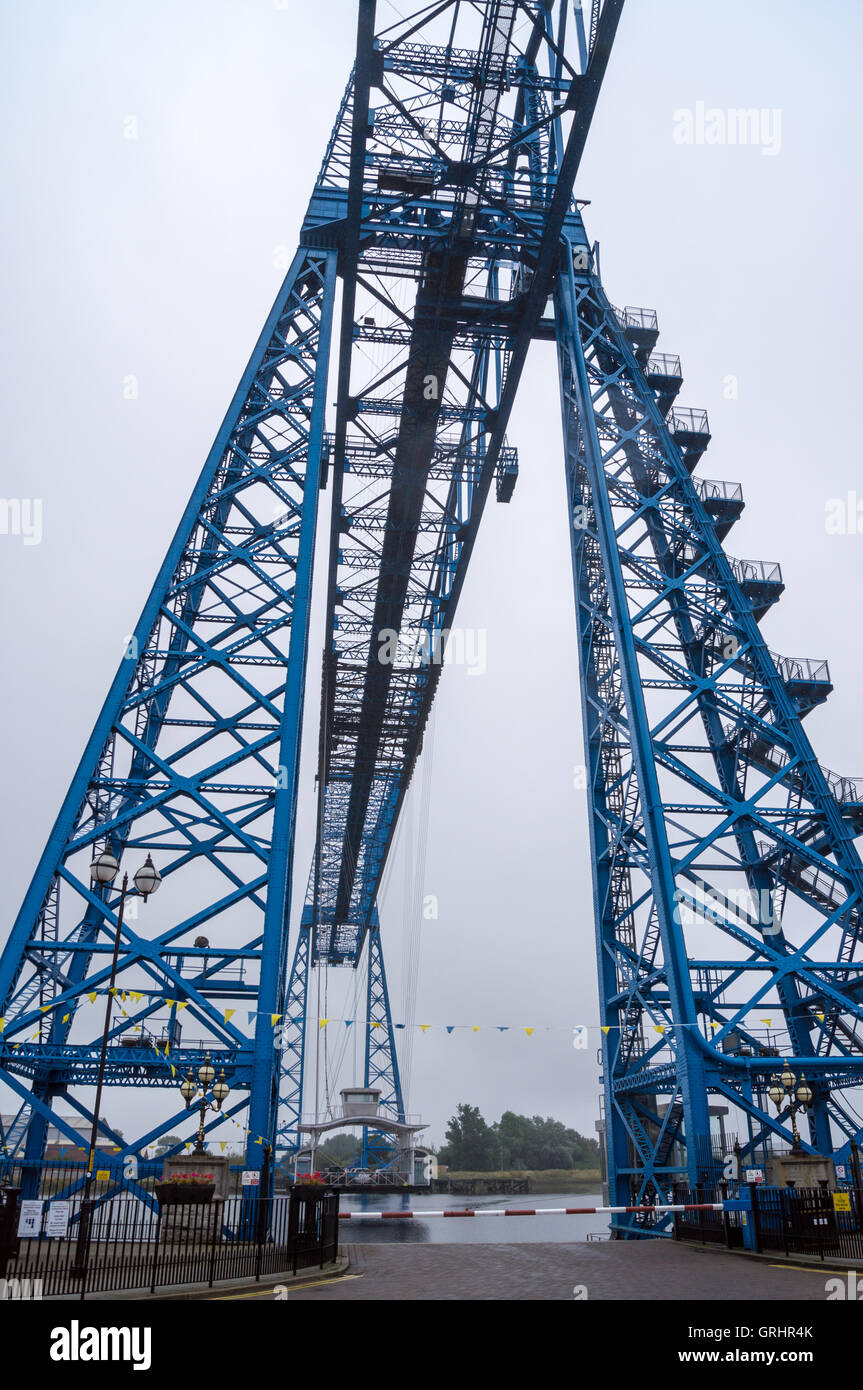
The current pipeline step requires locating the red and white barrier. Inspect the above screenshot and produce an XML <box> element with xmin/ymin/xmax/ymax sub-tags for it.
<box><xmin>338</xmin><ymin>1202</ymin><xmax>723</xmax><ymax>1219</ymax></box>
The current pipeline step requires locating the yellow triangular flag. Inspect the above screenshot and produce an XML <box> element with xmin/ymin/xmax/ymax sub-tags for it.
<box><xmin>88</xmin><ymin>993</ymin><xmax>97</xmax><ymax>1004</ymax></box>
<box><xmin>177</xmin><ymin>1001</ymin><xmax>188</xmax><ymax>1011</ymax></box>
<box><xmin>319</xmin><ymin>1018</ymin><xmax>329</xmax><ymax>1029</ymax></box>
<box><xmin>816</xmin><ymin>1012</ymin><xmax>825</xmax><ymax>1021</ymax></box>
<box><xmin>0</xmin><ymin>1019</ymin><xmax>5</xmax><ymax>1033</ymax></box>
<box><xmin>760</xmin><ymin>1018</ymin><xmax>772</xmax><ymax>1027</ymax></box>
<box><xmin>472</xmin><ymin>1026</ymin><xmax>480</xmax><ymax>1032</ymax></box>
<box><xmin>524</xmin><ymin>1027</ymin><xmax>535</xmax><ymax>1037</ymax></box>
<box><xmin>224</xmin><ymin>1009</ymin><xmax>236</xmax><ymax>1023</ymax></box>
<box><xmin>370</xmin><ymin>1021</ymin><xmax>381</xmax><ymax>1030</ymax></box>
<box><xmin>654</xmin><ymin>1025</ymin><xmax>665</xmax><ymax>1034</ymax></box>
<box><xmin>170</xmin><ymin>1064</ymin><xmax>176</xmax><ymax>1077</ymax></box>
<box><xmin>62</xmin><ymin>1013</ymin><xmax>70</xmax><ymax>1023</ymax></box>
<box><xmin>270</xmin><ymin>1013</ymin><xmax>282</xmax><ymax>1027</ymax></box>
<box><xmin>220</xmin><ymin>1142</ymin><xmax>227</xmax><ymax>1152</ymax></box>
<box><xmin>600</xmin><ymin>1026</ymin><xmax>610</xmax><ymax>1034</ymax></box>
<box><xmin>40</xmin><ymin>1006</ymin><xmax>50</xmax><ymax>1014</ymax></box>
<box><xmin>420</xmin><ymin>1025</ymin><xmax>431</xmax><ymax>1032</ymax></box>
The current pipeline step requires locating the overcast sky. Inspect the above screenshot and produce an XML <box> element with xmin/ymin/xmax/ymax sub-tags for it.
<box><xmin>2</xmin><ymin>0</ymin><xmax>863</xmax><ymax>1152</ymax></box>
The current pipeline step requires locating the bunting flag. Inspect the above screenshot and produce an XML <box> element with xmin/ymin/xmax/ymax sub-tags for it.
<box><xmin>3</xmin><ymin>990</ymin><xmax>803</xmax><ymax>1048</ymax></box>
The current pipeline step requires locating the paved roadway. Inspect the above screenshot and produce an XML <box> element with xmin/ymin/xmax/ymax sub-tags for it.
<box><xmin>210</xmin><ymin>1241</ymin><xmax>839</xmax><ymax>1301</ymax></box>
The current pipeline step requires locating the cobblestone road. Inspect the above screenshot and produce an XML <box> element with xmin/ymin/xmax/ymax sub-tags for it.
<box><xmin>285</xmin><ymin>1242</ymin><xmax>835</xmax><ymax>1301</ymax></box>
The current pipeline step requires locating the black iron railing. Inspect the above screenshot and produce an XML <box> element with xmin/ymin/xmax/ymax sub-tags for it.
<box><xmin>673</xmin><ymin>1183</ymin><xmax>863</xmax><ymax>1262</ymax></box>
<box><xmin>0</xmin><ymin>1166</ymin><xmax>338</xmax><ymax>1298</ymax></box>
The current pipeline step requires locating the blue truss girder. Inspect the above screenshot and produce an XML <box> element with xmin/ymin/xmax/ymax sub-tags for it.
<box><xmin>556</xmin><ymin>256</ymin><xmax>863</xmax><ymax>1220</ymax></box>
<box><xmin>1</xmin><ymin>246</ymin><xmax>337</xmax><ymax>1171</ymax></box>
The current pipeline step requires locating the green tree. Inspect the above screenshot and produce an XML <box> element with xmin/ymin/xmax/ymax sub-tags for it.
<box><xmin>442</xmin><ymin>1103</ymin><xmax>496</xmax><ymax>1171</ymax></box>
<box><xmin>153</xmin><ymin>1133</ymin><xmax>184</xmax><ymax>1156</ymax></box>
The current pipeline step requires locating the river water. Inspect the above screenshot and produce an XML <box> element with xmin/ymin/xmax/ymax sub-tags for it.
<box><xmin>338</xmin><ymin>1190</ymin><xmax>608</xmax><ymax>1243</ymax></box>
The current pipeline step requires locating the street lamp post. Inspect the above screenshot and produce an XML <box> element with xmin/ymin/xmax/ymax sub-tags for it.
<box><xmin>768</xmin><ymin>1061</ymin><xmax>813</xmax><ymax>1155</ymax></box>
<box><xmin>179</xmin><ymin>1054</ymin><xmax>230</xmax><ymax>1154</ymax></box>
<box><xmin>72</xmin><ymin>850</ymin><xmax>161</xmax><ymax>1280</ymax></box>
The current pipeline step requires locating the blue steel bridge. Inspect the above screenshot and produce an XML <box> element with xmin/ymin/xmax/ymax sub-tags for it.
<box><xmin>3</xmin><ymin>0</ymin><xmax>863</xmax><ymax>1235</ymax></box>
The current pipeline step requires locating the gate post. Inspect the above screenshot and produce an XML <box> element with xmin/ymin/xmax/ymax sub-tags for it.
<box><xmin>749</xmin><ymin>1182</ymin><xmax>762</xmax><ymax>1253</ymax></box>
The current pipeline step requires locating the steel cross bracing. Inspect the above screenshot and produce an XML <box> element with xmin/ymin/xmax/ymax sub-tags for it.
<box><xmin>6</xmin><ymin>0</ymin><xmax>863</xmax><ymax>1217</ymax></box>
<box><xmin>0</xmin><ymin>0</ymin><xmax>623</xmax><ymax>1180</ymax></box>
<box><xmin>276</xmin><ymin>0</ymin><xmax>623</xmax><ymax>1152</ymax></box>
<box><xmin>0</xmin><ymin>247</ymin><xmax>337</xmax><ymax>1180</ymax></box>
<box><xmin>556</xmin><ymin>264</ymin><xmax>863</xmax><ymax>1225</ymax></box>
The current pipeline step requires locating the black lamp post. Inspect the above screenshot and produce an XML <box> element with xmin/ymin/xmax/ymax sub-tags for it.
<box><xmin>71</xmin><ymin>849</ymin><xmax>161</xmax><ymax>1280</ymax></box>
<box><xmin>768</xmin><ymin>1061</ymin><xmax>813</xmax><ymax>1155</ymax></box>
<box><xmin>180</xmin><ymin>1054</ymin><xmax>229</xmax><ymax>1154</ymax></box>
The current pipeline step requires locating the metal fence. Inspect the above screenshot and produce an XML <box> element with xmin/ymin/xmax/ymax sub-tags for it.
<box><xmin>672</xmin><ymin>1187</ymin><xmax>744</xmax><ymax>1248</ymax></box>
<box><xmin>0</xmin><ymin>1167</ymin><xmax>339</xmax><ymax>1298</ymax></box>
<box><xmin>751</xmin><ymin>1185</ymin><xmax>863</xmax><ymax>1261</ymax></box>
<box><xmin>674</xmin><ymin>1184</ymin><xmax>863</xmax><ymax>1262</ymax></box>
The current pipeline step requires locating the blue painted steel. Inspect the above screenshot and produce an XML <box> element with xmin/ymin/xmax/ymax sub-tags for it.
<box><xmin>6</xmin><ymin>3</ymin><xmax>863</xmax><ymax>1236</ymax></box>
<box><xmin>555</xmin><ymin>256</ymin><xmax>863</xmax><ymax>1229</ymax></box>
<box><xmin>0</xmin><ymin>247</ymin><xmax>337</xmax><ymax>1176</ymax></box>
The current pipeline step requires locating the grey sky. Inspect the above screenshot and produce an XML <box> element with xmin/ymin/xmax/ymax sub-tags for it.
<box><xmin>2</xmin><ymin>0</ymin><xmax>862</xmax><ymax>1151</ymax></box>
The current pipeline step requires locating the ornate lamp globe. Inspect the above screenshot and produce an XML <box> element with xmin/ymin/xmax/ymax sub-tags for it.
<box><xmin>768</xmin><ymin>1082</ymin><xmax>784</xmax><ymax>1109</ymax></box>
<box><xmin>180</xmin><ymin>1070</ymin><xmax>197</xmax><ymax>1106</ymax></box>
<box><xmin>197</xmin><ymin>1053</ymin><xmax>216</xmax><ymax>1088</ymax></box>
<box><xmin>780</xmin><ymin>1062</ymin><xmax>796</xmax><ymax>1091</ymax></box>
<box><xmin>133</xmin><ymin>854</ymin><xmax>162</xmax><ymax>901</ymax></box>
<box><xmin>90</xmin><ymin>850</ymin><xmax>119</xmax><ymax>885</ymax></box>
<box><xmin>796</xmin><ymin>1075</ymin><xmax>812</xmax><ymax>1107</ymax></box>
<box><xmin>212</xmin><ymin>1070</ymin><xmax>230</xmax><ymax>1108</ymax></box>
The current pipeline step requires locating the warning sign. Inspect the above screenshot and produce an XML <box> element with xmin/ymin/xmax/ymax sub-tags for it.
<box><xmin>833</xmin><ymin>1191</ymin><xmax>852</xmax><ymax>1213</ymax></box>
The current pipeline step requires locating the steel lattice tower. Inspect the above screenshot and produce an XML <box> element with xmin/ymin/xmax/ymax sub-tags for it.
<box><xmin>3</xmin><ymin>0</ymin><xmax>863</xmax><ymax>1229</ymax></box>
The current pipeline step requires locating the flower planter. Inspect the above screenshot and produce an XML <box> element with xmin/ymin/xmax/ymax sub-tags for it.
<box><xmin>156</xmin><ymin>1182</ymin><xmax>215</xmax><ymax>1207</ymax></box>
